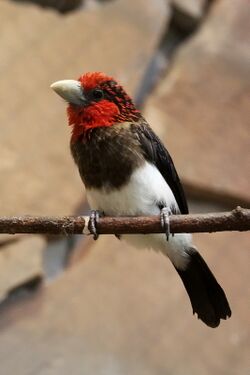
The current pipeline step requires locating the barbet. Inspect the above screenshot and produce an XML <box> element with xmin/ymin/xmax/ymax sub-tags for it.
<box><xmin>51</xmin><ymin>72</ymin><xmax>231</xmax><ymax>327</ymax></box>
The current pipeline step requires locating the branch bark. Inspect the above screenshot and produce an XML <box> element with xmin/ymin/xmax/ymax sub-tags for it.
<box><xmin>0</xmin><ymin>207</ymin><xmax>249</xmax><ymax>236</ymax></box>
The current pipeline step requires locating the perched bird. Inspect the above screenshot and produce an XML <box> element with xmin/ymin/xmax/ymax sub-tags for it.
<box><xmin>51</xmin><ymin>72</ymin><xmax>231</xmax><ymax>327</ymax></box>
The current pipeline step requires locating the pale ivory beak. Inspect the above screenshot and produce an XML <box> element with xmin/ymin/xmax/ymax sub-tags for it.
<box><xmin>50</xmin><ymin>79</ymin><xmax>86</xmax><ymax>105</ymax></box>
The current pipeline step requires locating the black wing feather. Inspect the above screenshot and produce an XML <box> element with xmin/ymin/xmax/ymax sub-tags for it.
<box><xmin>135</xmin><ymin>122</ymin><xmax>189</xmax><ymax>214</ymax></box>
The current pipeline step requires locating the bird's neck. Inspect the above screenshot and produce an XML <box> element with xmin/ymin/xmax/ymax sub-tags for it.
<box><xmin>68</xmin><ymin>100</ymin><xmax>141</xmax><ymax>144</ymax></box>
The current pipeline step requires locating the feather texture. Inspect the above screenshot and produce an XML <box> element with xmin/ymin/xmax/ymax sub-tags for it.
<box><xmin>87</xmin><ymin>161</ymin><xmax>192</xmax><ymax>270</ymax></box>
<box><xmin>52</xmin><ymin>71</ymin><xmax>231</xmax><ymax>327</ymax></box>
<box><xmin>134</xmin><ymin>122</ymin><xmax>189</xmax><ymax>214</ymax></box>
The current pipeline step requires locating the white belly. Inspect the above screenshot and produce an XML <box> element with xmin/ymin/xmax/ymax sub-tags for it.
<box><xmin>86</xmin><ymin>161</ymin><xmax>178</xmax><ymax>216</ymax></box>
<box><xmin>86</xmin><ymin>161</ymin><xmax>192</xmax><ymax>269</ymax></box>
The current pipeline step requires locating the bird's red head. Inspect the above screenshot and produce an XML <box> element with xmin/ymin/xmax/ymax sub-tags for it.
<box><xmin>51</xmin><ymin>72</ymin><xmax>140</xmax><ymax>143</ymax></box>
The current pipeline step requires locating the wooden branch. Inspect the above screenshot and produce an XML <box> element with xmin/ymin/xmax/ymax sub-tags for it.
<box><xmin>0</xmin><ymin>207</ymin><xmax>249</xmax><ymax>236</ymax></box>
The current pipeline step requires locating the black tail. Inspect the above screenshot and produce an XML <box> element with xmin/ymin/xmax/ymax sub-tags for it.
<box><xmin>175</xmin><ymin>247</ymin><xmax>231</xmax><ymax>328</ymax></box>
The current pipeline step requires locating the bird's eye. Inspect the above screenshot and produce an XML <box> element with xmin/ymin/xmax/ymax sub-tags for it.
<box><xmin>92</xmin><ymin>89</ymin><xmax>104</xmax><ymax>100</ymax></box>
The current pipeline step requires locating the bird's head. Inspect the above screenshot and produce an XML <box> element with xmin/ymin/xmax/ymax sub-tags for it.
<box><xmin>51</xmin><ymin>72</ymin><xmax>140</xmax><ymax>142</ymax></box>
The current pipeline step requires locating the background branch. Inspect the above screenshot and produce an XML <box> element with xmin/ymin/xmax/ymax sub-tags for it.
<box><xmin>0</xmin><ymin>207</ymin><xmax>249</xmax><ymax>236</ymax></box>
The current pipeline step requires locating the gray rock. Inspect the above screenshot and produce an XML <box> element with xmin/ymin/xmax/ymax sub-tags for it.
<box><xmin>0</xmin><ymin>231</ymin><xmax>249</xmax><ymax>374</ymax></box>
<box><xmin>171</xmin><ymin>0</ymin><xmax>208</xmax><ymax>32</ymax></box>
<box><xmin>10</xmin><ymin>0</ymin><xmax>83</xmax><ymax>13</ymax></box>
<box><xmin>0</xmin><ymin>236</ymin><xmax>45</xmax><ymax>301</ymax></box>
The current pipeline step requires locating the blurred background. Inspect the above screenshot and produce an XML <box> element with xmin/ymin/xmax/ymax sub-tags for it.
<box><xmin>0</xmin><ymin>0</ymin><xmax>249</xmax><ymax>374</ymax></box>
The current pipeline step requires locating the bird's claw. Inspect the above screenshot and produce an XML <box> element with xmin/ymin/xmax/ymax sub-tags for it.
<box><xmin>160</xmin><ymin>207</ymin><xmax>172</xmax><ymax>241</ymax></box>
<box><xmin>88</xmin><ymin>210</ymin><xmax>102</xmax><ymax>240</ymax></box>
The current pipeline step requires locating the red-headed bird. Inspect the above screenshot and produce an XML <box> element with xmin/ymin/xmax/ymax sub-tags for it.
<box><xmin>51</xmin><ymin>72</ymin><xmax>231</xmax><ymax>327</ymax></box>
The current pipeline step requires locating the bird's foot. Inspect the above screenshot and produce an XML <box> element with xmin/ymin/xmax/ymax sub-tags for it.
<box><xmin>160</xmin><ymin>207</ymin><xmax>173</xmax><ymax>241</ymax></box>
<box><xmin>88</xmin><ymin>210</ymin><xmax>103</xmax><ymax>240</ymax></box>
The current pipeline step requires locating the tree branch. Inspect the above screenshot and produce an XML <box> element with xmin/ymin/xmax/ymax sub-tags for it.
<box><xmin>0</xmin><ymin>207</ymin><xmax>249</xmax><ymax>236</ymax></box>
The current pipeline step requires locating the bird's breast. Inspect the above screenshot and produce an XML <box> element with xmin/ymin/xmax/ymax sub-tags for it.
<box><xmin>70</xmin><ymin>125</ymin><xmax>144</xmax><ymax>189</ymax></box>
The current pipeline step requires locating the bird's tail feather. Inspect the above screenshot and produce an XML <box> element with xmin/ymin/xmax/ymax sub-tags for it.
<box><xmin>175</xmin><ymin>247</ymin><xmax>231</xmax><ymax>328</ymax></box>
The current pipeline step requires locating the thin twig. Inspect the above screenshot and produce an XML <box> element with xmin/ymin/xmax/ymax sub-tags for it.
<box><xmin>0</xmin><ymin>207</ymin><xmax>249</xmax><ymax>236</ymax></box>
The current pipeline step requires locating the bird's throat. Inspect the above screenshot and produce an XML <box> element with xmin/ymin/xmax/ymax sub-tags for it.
<box><xmin>68</xmin><ymin>99</ymin><xmax>141</xmax><ymax>143</ymax></box>
<box><xmin>68</xmin><ymin>100</ymin><xmax>120</xmax><ymax>142</ymax></box>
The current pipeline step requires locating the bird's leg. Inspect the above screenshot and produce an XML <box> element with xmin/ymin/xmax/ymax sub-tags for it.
<box><xmin>88</xmin><ymin>210</ymin><xmax>103</xmax><ymax>240</ymax></box>
<box><xmin>160</xmin><ymin>207</ymin><xmax>173</xmax><ymax>241</ymax></box>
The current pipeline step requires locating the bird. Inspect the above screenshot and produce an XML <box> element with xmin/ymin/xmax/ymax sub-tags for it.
<box><xmin>51</xmin><ymin>71</ymin><xmax>231</xmax><ymax>328</ymax></box>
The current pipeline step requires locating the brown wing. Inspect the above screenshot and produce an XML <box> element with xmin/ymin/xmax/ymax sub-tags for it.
<box><xmin>135</xmin><ymin>122</ymin><xmax>189</xmax><ymax>214</ymax></box>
